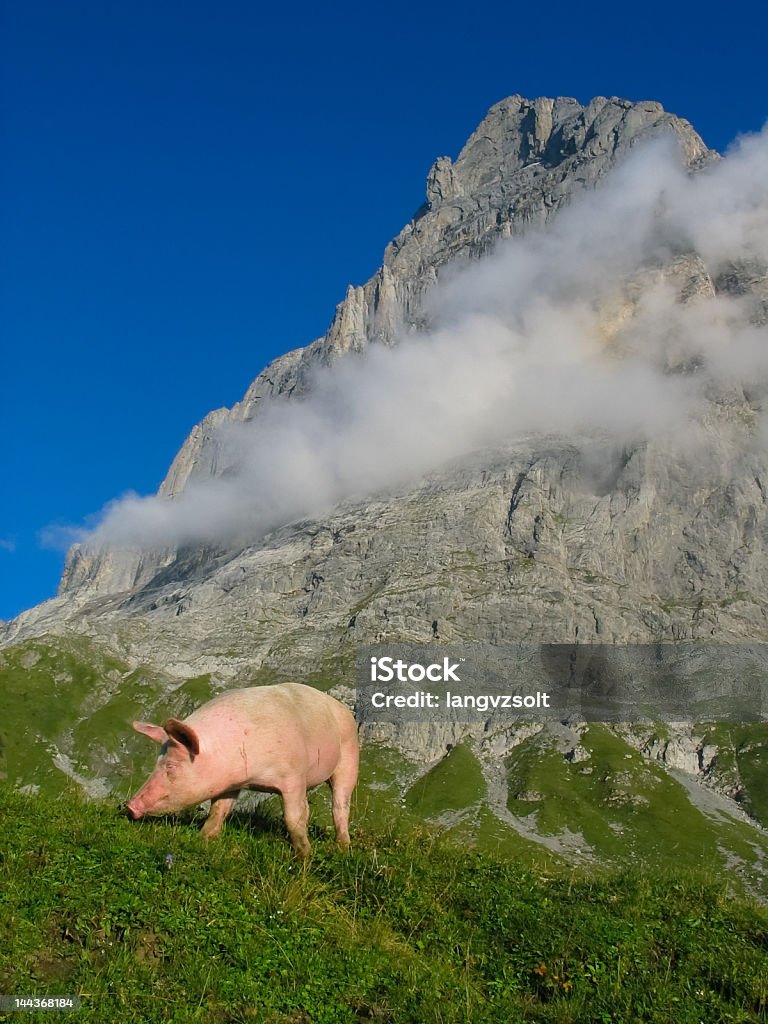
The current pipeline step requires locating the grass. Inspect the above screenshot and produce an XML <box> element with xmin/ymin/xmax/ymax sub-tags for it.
<box><xmin>1</xmin><ymin>786</ymin><xmax>767</xmax><ymax>1023</ymax></box>
<box><xmin>697</xmin><ymin>724</ymin><xmax>768</xmax><ymax>827</ymax></box>
<box><xmin>0</xmin><ymin>637</ymin><xmax>128</xmax><ymax>793</ymax></box>
<box><xmin>733</xmin><ymin>725</ymin><xmax>768</xmax><ymax>826</ymax></box>
<box><xmin>405</xmin><ymin>743</ymin><xmax>486</xmax><ymax>818</ymax></box>
<box><xmin>505</xmin><ymin>724</ymin><xmax>768</xmax><ymax>892</ymax></box>
<box><xmin>443</xmin><ymin>804</ymin><xmax>559</xmax><ymax>862</ymax></box>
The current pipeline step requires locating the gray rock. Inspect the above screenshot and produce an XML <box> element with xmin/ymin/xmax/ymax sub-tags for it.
<box><xmin>35</xmin><ymin>95</ymin><xmax>715</xmax><ymax>604</ymax></box>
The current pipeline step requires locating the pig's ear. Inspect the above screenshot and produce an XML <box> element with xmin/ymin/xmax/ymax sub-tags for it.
<box><xmin>132</xmin><ymin>721</ymin><xmax>168</xmax><ymax>744</ymax></box>
<box><xmin>163</xmin><ymin>718</ymin><xmax>201</xmax><ymax>757</ymax></box>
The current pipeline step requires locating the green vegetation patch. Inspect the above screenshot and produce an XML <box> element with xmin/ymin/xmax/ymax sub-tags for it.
<box><xmin>0</xmin><ymin>638</ymin><xmax>127</xmax><ymax>793</ymax></box>
<box><xmin>405</xmin><ymin>743</ymin><xmax>486</xmax><ymax>818</ymax></box>
<box><xmin>506</xmin><ymin>724</ymin><xmax>768</xmax><ymax>888</ymax></box>
<box><xmin>246</xmin><ymin>646</ymin><xmax>356</xmax><ymax>693</ymax></box>
<box><xmin>354</xmin><ymin>744</ymin><xmax>415</xmax><ymax>827</ymax></box>
<box><xmin>1</xmin><ymin>786</ymin><xmax>767</xmax><ymax>1023</ymax></box>
<box><xmin>698</xmin><ymin>724</ymin><xmax>768</xmax><ymax>828</ymax></box>
<box><xmin>0</xmin><ymin>639</ymin><xmax>221</xmax><ymax>800</ymax></box>
<box><xmin>444</xmin><ymin>803</ymin><xmax>560</xmax><ymax>864</ymax></box>
<box><xmin>732</xmin><ymin>725</ymin><xmax>768</xmax><ymax>826</ymax></box>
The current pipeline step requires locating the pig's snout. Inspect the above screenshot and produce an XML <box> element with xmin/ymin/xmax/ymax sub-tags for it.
<box><xmin>125</xmin><ymin>799</ymin><xmax>144</xmax><ymax>820</ymax></box>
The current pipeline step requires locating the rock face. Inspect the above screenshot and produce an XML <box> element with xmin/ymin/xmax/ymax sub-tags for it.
<box><xmin>7</xmin><ymin>94</ymin><xmax>768</xmax><ymax>664</ymax></box>
<box><xmin>14</xmin><ymin>95</ymin><xmax>714</xmax><ymax>613</ymax></box>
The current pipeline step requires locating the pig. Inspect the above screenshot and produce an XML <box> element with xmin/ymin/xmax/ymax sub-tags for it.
<box><xmin>125</xmin><ymin>683</ymin><xmax>359</xmax><ymax>857</ymax></box>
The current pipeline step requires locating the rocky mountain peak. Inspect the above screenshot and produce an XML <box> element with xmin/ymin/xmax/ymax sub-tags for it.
<box><xmin>424</xmin><ymin>94</ymin><xmax>710</xmax><ymax>213</ymax></box>
<box><xmin>5</xmin><ymin>94</ymin><xmax>718</xmax><ymax>630</ymax></box>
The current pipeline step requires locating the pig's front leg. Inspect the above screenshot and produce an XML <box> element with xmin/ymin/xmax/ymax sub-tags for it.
<box><xmin>200</xmin><ymin>791</ymin><xmax>239</xmax><ymax>839</ymax></box>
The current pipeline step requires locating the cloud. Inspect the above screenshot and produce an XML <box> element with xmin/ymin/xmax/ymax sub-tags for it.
<box><xmin>0</xmin><ymin>538</ymin><xmax>16</xmax><ymax>554</ymax></box>
<box><xmin>61</xmin><ymin>126</ymin><xmax>768</xmax><ymax>552</ymax></box>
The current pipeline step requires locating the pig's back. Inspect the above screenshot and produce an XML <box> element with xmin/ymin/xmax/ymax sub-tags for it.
<box><xmin>189</xmin><ymin>683</ymin><xmax>346</xmax><ymax>732</ymax></box>
<box><xmin>187</xmin><ymin>683</ymin><xmax>355</xmax><ymax>789</ymax></box>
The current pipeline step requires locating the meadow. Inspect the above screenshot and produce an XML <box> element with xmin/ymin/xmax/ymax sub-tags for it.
<box><xmin>1</xmin><ymin>787</ymin><xmax>766</xmax><ymax>1023</ymax></box>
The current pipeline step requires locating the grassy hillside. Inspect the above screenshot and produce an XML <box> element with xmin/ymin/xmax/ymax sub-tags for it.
<box><xmin>697</xmin><ymin>723</ymin><xmax>768</xmax><ymax>825</ymax></box>
<box><xmin>1</xmin><ymin>787</ymin><xmax>767</xmax><ymax>1023</ymax></box>
<box><xmin>504</xmin><ymin>724</ymin><xmax>768</xmax><ymax>894</ymax></box>
<box><xmin>0</xmin><ymin>638</ymin><xmax>217</xmax><ymax>797</ymax></box>
<box><xmin>2</xmin><ymin>637</ymin><xmax>768</xmax><ymax>902</ymax></box>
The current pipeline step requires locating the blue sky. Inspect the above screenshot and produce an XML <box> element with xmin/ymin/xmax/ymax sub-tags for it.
<box><xmin>2</xmin><ymin>0</ymin><xmax>767</xmax><ymax>620</ymax></box>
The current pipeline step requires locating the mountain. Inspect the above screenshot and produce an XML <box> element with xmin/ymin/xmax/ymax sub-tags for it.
<box><xmin>4</xmin><ymin>94</ymin><xmax>722</xmax><ymax>643</ymax></box>
<box><xmin>3</xmin><ymin>95</ymin><xmax>768</xmax><ymax>890</ymax></box>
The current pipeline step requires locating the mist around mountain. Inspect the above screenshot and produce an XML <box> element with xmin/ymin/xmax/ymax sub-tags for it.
<box><xmin>60</xmin><ymin>120</ymin><xmax>768</xmax><ymax>558</ymax></box>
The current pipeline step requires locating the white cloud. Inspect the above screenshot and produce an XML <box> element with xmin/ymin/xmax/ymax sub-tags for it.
<box><xmin>60</xmin><ymin>126</ymin><xmax>768</xmax><ymax>552</ymax></box>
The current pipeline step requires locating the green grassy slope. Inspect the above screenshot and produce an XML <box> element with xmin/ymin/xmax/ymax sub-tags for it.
<box><xmin>2</xmin><ymin>638</ymin><xmax>768</xmax><ymax>899</ymax></box>
<box><xmin>404</xmin><ymin>743</ymin><xmax>487</xmax><ymax>817</ymax></box>
<box><xmin>697</xmin><ymin>724</ymin><xmax>768</xmax><ymax>826</ymax></box>
<box><xmin>0</xmin><ymin>638</ymin><xmax>217</xmax><ymax>797</ymax></box>
<box><xmin>506</xmin><ymin>724</ymin><xmax>768</xmax><ymax>896</ymax></box>
<box><xmin>1</xmin><ymin>787</ymin><xmax>767</xmax><ymax>1024</ymax></box>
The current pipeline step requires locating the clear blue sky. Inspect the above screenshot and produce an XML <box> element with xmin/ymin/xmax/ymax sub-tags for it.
<box><xmin>2</xmin><ymin>0</ymin><xmax>767</xmax><ymax>620</ymax></box>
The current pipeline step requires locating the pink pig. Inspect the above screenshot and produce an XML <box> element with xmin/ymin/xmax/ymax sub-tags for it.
<box><xmin>126</xmin><ymin>683</ymin><xmax>359</xmax><ymax>857</ymax></box>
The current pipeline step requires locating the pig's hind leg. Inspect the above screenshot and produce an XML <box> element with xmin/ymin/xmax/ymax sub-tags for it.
<box><xmin>201</xmin><ymin>791</ymin><xmax>239</xmax><ymax>839</ymax></box>
<box><xmin>279</xmin><ymin>786</ymin><xmax>312</xmax><ymax>859</ymax></box>
<box><xmin>328</xmin><ymin>757</ymin><xmax>358</xmax><ymax>851</ymax></box>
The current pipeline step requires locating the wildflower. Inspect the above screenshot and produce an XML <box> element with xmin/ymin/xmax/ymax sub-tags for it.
<box><xmin>165</xmin><ymin>853</ymin><xmax>174</xmax><ymax>870</ymax></box>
